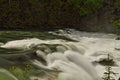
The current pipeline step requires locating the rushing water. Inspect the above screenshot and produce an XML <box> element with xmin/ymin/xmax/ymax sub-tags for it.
<box><xmin>0</xmin><ymin>29</ymin><xmax>120</xmax><ymax>80</ymax></box>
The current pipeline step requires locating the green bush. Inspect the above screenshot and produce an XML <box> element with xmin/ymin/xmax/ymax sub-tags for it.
<box><xmin>9</xmin><ymin>65</ymin><xmax>38</xmax><ymax>80</ymax></box>
<box><xmin>9</xmin><ymin>65</ymin><xmax>31</xmax><ymax>80</ymax></box>
<box><xmin>113</xmin><ymin>0</ymin><xmax>120</xmax><ymax>11</ymax></box>
<box><xmin>111</xmin><ymin>20</ymin><xmax>120</xmax><ymax>35</ymax></box>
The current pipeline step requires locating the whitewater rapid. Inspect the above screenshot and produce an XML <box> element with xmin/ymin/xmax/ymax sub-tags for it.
<box><xmin>0</xmin><ymin>29</ymin><xmax>120</xmax><ymax>80</ymax></box>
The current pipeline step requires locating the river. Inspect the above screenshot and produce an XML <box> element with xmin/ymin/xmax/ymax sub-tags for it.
<box><xmin>0</xmin><ymin>29</ymin><xmax>120</xmax><ymax>80</ymax></box>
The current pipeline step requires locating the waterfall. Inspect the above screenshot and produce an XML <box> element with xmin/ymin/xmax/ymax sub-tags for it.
<box><xmin>0</xmin><ymin>29</ymin><xmax>120</xmax><ymax>80</ymax></box>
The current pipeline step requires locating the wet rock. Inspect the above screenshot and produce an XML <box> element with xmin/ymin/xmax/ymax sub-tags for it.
<box><xmin>115</xmin><ymin>37</ymin><xmax>120</xmax><ymax>40</ymax></box>
<box><xmin>56</xmin><ymin>45</ymin><xmax>67</xmax><ymax>53</ymax></box>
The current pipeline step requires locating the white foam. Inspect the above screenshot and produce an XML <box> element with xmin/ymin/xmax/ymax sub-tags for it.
<box><xmin>1</xmin><ymin>29</ymin><xmax>120</xmax><ymax>80</ymax></box>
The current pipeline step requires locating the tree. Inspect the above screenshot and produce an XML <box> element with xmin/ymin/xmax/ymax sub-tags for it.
<box><xmin>102</xmin><ymin>54</ymin><xmax>118</xmax><ymax>80</ymax></box>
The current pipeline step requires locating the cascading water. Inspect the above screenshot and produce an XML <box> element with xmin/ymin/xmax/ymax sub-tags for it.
<box><xmin>0</xmin><ymin>29</ymin><xmax>120</xmax><ymax>80</ymax></box>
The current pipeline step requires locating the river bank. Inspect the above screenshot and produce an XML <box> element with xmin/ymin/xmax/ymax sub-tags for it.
<box><xmin>0</xmin><ymin>0</ymin><xmax>120</xmax><ymax>33</ymax></box>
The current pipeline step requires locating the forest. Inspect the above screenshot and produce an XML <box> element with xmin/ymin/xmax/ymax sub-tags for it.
<box><xmin>0</xmin><ymin>0</ymin><xmax>120</xmax><ymax>33</ymax></box>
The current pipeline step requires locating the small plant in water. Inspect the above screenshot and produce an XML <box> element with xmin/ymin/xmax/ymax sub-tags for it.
<box><xmin>102</xmin><ymin>54</ymin><xmax>118</xmax><ymax>80</ymax></box>
<box><xmin>9</xmin><ymin>64</ymin><xmax>38</xmax><ymax>80</ymax></box>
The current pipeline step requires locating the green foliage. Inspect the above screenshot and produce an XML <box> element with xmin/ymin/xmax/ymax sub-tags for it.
<box><xmin>9</xmin><ymin>65</ymin><xmax>31</xmax><ymax>80</ymax></box>
<box><xmin>113</xmin><ymin>0</ymin><xmax>120</xmax><ymax>11</ymax></box>
<box><xmin>110</xmin><ymin>20</ymin><xmax>120</xmax><ymax>35</ymax></box>
<box><xmin>67</xmin><ymin>0</ymin><xmax>103</xmax><ymax>16</ymax></box>
<box><xmin>0</xmin><ymin>0</ymin><xmax>104</xmax><ymax>29</ymax></box>
<box><xmin>111</xmin><ymin>20</ymin><xmax>120</xmax><ymax>28</ymax></box>
<box><xmin>9</xmin><ymin>65</ymin><xmax>38</xmax><ymax>80</ymax></box>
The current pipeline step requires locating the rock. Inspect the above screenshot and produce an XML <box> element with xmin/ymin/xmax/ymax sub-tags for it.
<box><xmin>115</xmin><ymin>37</ymin><xmax>120</xmax><ymax>40</ymax></box>
<box><xmin>56</xmin><ymin>46</ymin><xmax>67</xmax><ymax>53</ymax></box>
<box><xmin>36</xmin><ymin>50</ymin><xmax>46</xmax><ymax>59</ymax></box>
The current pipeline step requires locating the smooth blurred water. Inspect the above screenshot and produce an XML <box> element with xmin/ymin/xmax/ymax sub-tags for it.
<box><xmin>0</xmin><ymin>29</ymin><xmax>120</xmax><ymax>80</ymax></box>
